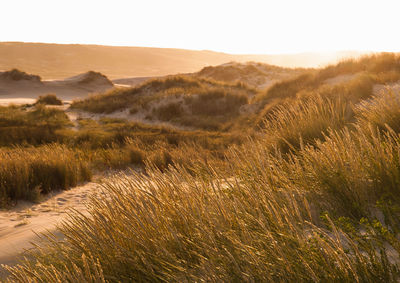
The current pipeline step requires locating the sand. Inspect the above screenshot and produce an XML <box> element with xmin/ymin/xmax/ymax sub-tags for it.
<box><xmin>0</xmin><ymin>72</ymin><xmax>114</xmax><ymax>106</ymax></box>
<box><xmin>0</xmin><ymin>98</ymin><xmax>36</xmax><ymax>106</ymax></box>
<box><xmin>0</xmin><ymin>182</ymin><xmax>99</xmax><ymax>270</ymax></box>
<box><xmin>324</xmin><ymin>73</ymin><xmax>358</xmax><ymax>86</ymax></box>
<box><xmin>373</xmin><ymin>80</ymin><xmax>400</xmax><ymax>95</ymax></box>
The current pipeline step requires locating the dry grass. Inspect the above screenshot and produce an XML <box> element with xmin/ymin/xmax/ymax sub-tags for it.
<box><xmin>72</xmin><ymin>76</ymin><xmax>253</xmax><ymax>130</ymax></box>
<box><xmin>4</xmin><ymin>126</ymin><xmax>400</xmax><ymax>281</ymax></box>
<box><xmin>35</xmin><ymin>94</ymin><xmax>63</xmax><ymax>105</ymax></box>
<box><xmin>0</xmin><ymin>69</ymin><xmax>41</xmax><ymax>82</ymax></box>
<box><xmin>0</xmin><ymin>144</ymin><xmax>91</xmax><ymax>203</ymax></box>
<box><xmin>255</xmin><ymin>53</ymin><xmax>400</xmax><ymax>110</ymax></box>
<box><xmin>5</xmin><ymin>88</ymin><xmax>400</xmax><ymax>280</ymax></box>
<box><xmin>0</xmin><ymin>105</ymin><xmax>70</xmax><ymax>146</ymax></box>
<box><xmin>355</xmin><ymin>90</ymin><xmax>400</xmax><ymax>133</ymax></box>
<box><xmin>262</xmin><ymin>95</ymin><xmax>352</xmax><ymax>151</ymax></box>
<box><xmin>3</xmin><ymin>55</ymin><xmax>400</xmax><ymax>281</ymax></box>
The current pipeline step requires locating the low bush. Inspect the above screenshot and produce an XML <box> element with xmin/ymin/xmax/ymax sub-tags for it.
<box><xmin>154</xmin><ymin>102</ymin><xmax>184</xmax><ymax>121</ymax></box>
<box><xmin>0</xmin><ymin>69</ymin><xmax>41</xmax><ymax>82</ymax></box>
<box><xmin>35</xmin><ymin>94</ymin><xmax>62</xmax><ymax>105</ymax></box>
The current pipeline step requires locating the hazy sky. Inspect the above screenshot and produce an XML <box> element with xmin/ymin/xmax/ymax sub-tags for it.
<box><xmin>1</xmin><ymin>0</ymin><xmax>399</xmax><ymax>54</ymax></box>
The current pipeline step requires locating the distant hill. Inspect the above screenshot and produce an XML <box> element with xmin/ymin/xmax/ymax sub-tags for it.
<box><xmin>194</xmin><ymin>62</ymin><xmax>304</xmax><ymax>89</ymax></box>
<box><xmin>0</xmin><ymin>69</ymin><xmax>113</xmax><ymax>102</ymax></box>
<box><xmin>112</xmin><ymin>62</ymin><xmax>304</xmax><ymax>89</ymax></box>
<box><xmin>70</xmin><ymin>53</ymin><xmax>400</xmax><ymax>131</ymax></box>
<box><xmin>0</xmin><ymin>69</ymin><xmax>41</xmax><ymax>83</ymax></box>
<box><xmin>0</xmin><ymin>42</ymin><xmax>366</xmax><ymax>79</ymax></box>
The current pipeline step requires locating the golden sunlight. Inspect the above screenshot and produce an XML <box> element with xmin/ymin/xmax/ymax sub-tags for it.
<box><xmin>1</xmin><ymin>0</ymin><xmax>399</xmax><ymax>54</ymax></box>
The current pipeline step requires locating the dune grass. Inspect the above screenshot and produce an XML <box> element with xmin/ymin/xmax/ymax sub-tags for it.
<box><xmin>0</xmin><ymin>106</ymin><xmax>245</xmax><ymax>205</ymax></box>
<box><xmin>355</xmin><ymin>89</ymin><xmax>400</xmax><ymax>133</ymax></box>
<box><xmin>0</xmin><ymin>69</ymin><xmax>41</xmax><ymax>82</ymax></box>
<box><xmin>0</xmin><ymin>144</ymin><xmax>91</xmax><ymax>204</ymax></box>
<box><xmin>72</xmin><ymin>76</ymin><xmax>254</xmax><ymax>130</ymax></box>
<box><xmin>262</xmin><ymin>95</ymin><xmax>352</xmax><ymax>151</ymax></box>
<box><xmin>72</xmin><ymin>76</ymin><xmax>253</xmax><ymax>114</ymax></box>
<box><xmin>35</xmin><ymin>94</ymin><xmax>63</xmax><ymax>105</ymax></box>
<box><xmin>0</xmin><ymin>105</ymin><xmax>70</xmax><ymax>146</ymax></box>
<box><xmin>4</xmin><ymin>121</ymin><xmax>400</xmax><ymax>281</ymax></box>
<box><xmin>5</xmin><ymin>90</ymin><xmax>400</xmax><ymax>281</ymax></box>
<box><xmin>3</xmin><ymin>54</ymin><xmax>400</xmax><ymax>281</ymax></box>
<box><xmin>255</xmin><ymin>53</ymin><xmax>400</xmax><ymax>109</ymax></box>
<box><xmin>196</xmin><ymin>62</ymin><xmax>304</xmax><ymax>87</ymax></box>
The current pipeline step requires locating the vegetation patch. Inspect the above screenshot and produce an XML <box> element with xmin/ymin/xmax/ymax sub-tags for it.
<box><xmin>3</xmin><ymin>53</ymin><xmax>400</xmax><ymax>282</ymax></box>
<box><xmin>35</xmin><ymin>94</ymin><xmax>63</xmax><ymax>105</ymax></box>
<box><xmin>0</xmin><ymin>68</ymin><xmax>41</xmax><ymax>82</ymax></box>
<box><xmin>0</xmin><ymin>145</ymin><xmax>91</xmax><ymax>203</ymax></box>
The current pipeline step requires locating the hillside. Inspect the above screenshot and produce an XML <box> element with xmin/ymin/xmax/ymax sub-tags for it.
<box><xmin>195</xmin><ymin>62</ymin><xmax>305</xmax><ymax>89</ymax></box>
<box><xmin>0</xmin><ymin>42</ymin><xmax>366</xmax><ymax>79</ymax></box>
<box><xmin>72</xmin><ymin>76</ymin><xmax>255</xmax><ymax>130</ymax></box>
<box><xmin>0</xmin><ymin>69</ymin><xmax>41</xmax><ymax>83</ymax></box>
<box><xmin>110</xmin><ymin>62</ymin><xmax>305</xmax><ymax>89</ymax></box>
<box><xmin>0</xmin><ymin>69</ymin><xmax>113</xmax><ymax>104</ymax></box>
<box><xmin>71</xmin><ymin>53</ymin><xmax>400</xmax><ymax>131</ymax></box>
<box><xmin>3</xmin><ymin>53</ymin><xmax>400</xmax><ymax>282</ymax></box>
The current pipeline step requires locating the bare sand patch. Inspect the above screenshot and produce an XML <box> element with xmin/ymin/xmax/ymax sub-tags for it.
<box><xmin>0</xmin><ymin>182</ymin><xmax>100</xmax><ymax>268</ymax></box>
<box><xmin>324</xmin><ymin>73</ymin><xmax>358</xmax><ymax>86</ymax></box>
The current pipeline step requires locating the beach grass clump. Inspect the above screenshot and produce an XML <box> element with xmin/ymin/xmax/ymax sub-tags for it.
<box><xmin>0</xmin><ymin>104</ymin><xmax>70</xmax><ymax>146</ymax></box>
<box><xmin>0</xmin><ymin>144</ymin><xmax>91</xmax><ymax>203</ymax></box>
<box><xmin>0</xmin><ymin>69</ymin><xmax>41</xmax><ymax>82</ymax></box>
<box><xmin>355</xmin><ymin>90</ymin><xmax>400</xmax><ymax>133</ymax></box>
<box><xmin>262</xmin><ymin>95</ymin><xmax>351</xmax><ymax>151</ymax></box>
<box><xmin>35</xmin><ymin>94</ymin><xmax>63</xmax><ymax>105</ymax></box>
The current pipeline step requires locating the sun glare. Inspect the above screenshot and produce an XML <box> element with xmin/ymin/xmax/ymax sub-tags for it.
<box><xmin>1</xmin><ymin>0</ymin><xmax>400</xmax><ymax>54</ymax></box>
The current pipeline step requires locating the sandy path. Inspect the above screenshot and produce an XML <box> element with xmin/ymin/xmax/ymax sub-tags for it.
<box><xmin>66</xmin><ymin>108</ymin><xmax>195</xmax><ymax>131</ymax></box>
<box><xmin>0</xmin><ymin>182</ymin><xmax>100</xmax><ymax>269</ymax></box>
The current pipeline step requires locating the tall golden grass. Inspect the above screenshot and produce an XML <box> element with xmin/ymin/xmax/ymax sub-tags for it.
<box><xmin>262</xmin><ymin>95</ymin><xmax>351</xmax><ymax>151</ymax></box>
<box><xmin>3</xmin><ymin>54</ymin><xmax>400</xmax><ymax>281</ymax></box>
<box><xmin>255</xmin><ymin>53</ymin><xmax>400</xmax><ymax>110</ymax></box>
<box><xmin>5</xmin><ymin>123</ymin><xmax>400</xmax><ymax>281</ymax></box>
<box><xmin>5</xmin><ymin>89</ymin><xmax>400</xmax><ymax>281</ymax></box>
<box><xmin>356</xmin><ymin>89</ymin><xmax>400</xmax><ymax>132</ymax></box>
<box><xmin>0</xmin><ymin>144</ymin><xmax>91</xmax><ymax>204</ymax></box>
<box><xmin>0</xmin><ymin>104</ymin><xmax>70</xmax><ymax>146</ymax></box>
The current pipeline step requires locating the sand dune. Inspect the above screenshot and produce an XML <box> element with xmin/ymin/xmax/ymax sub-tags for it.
<box><xmin>112</xmin><ymin>76</ymin><xmax>159</xmax><ymax>87</ymax></box>
<box><xmin>0</xmin><ymin>71</ymin><xmax>114</xmax><ymax>104</ymax></box>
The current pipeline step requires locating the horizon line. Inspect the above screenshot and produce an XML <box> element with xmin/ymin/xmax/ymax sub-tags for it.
<box><xmin>0</xmin><ymin>41</ymin><xmax>384</xmax><ymax>56</ymax></box>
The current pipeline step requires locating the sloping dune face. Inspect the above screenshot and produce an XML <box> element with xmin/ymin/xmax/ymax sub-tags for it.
<box><xmin>195</xmin><ymin>62</ymin><xmax>304</xmax><ymax>89</ymax></box>
<box><xmin>0</xmin><ymin>69</ymin><xmax>42</xmax><ymax>83</ymax></box>
<box><xmin>64</xmin><ymin>71</ymin><xmax>113</xmax><ymax>86</ymax></box>
<box><xmin>0</xmin><ymin>70</ymin><xmax>114</xmax><ymax>104</ymax></box>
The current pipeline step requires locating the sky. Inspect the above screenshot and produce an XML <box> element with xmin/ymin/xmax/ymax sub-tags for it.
<box><xmin>1</xmin><ymin>0</ymin><xmax>400</xmax><ymax>54</ymax></box>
